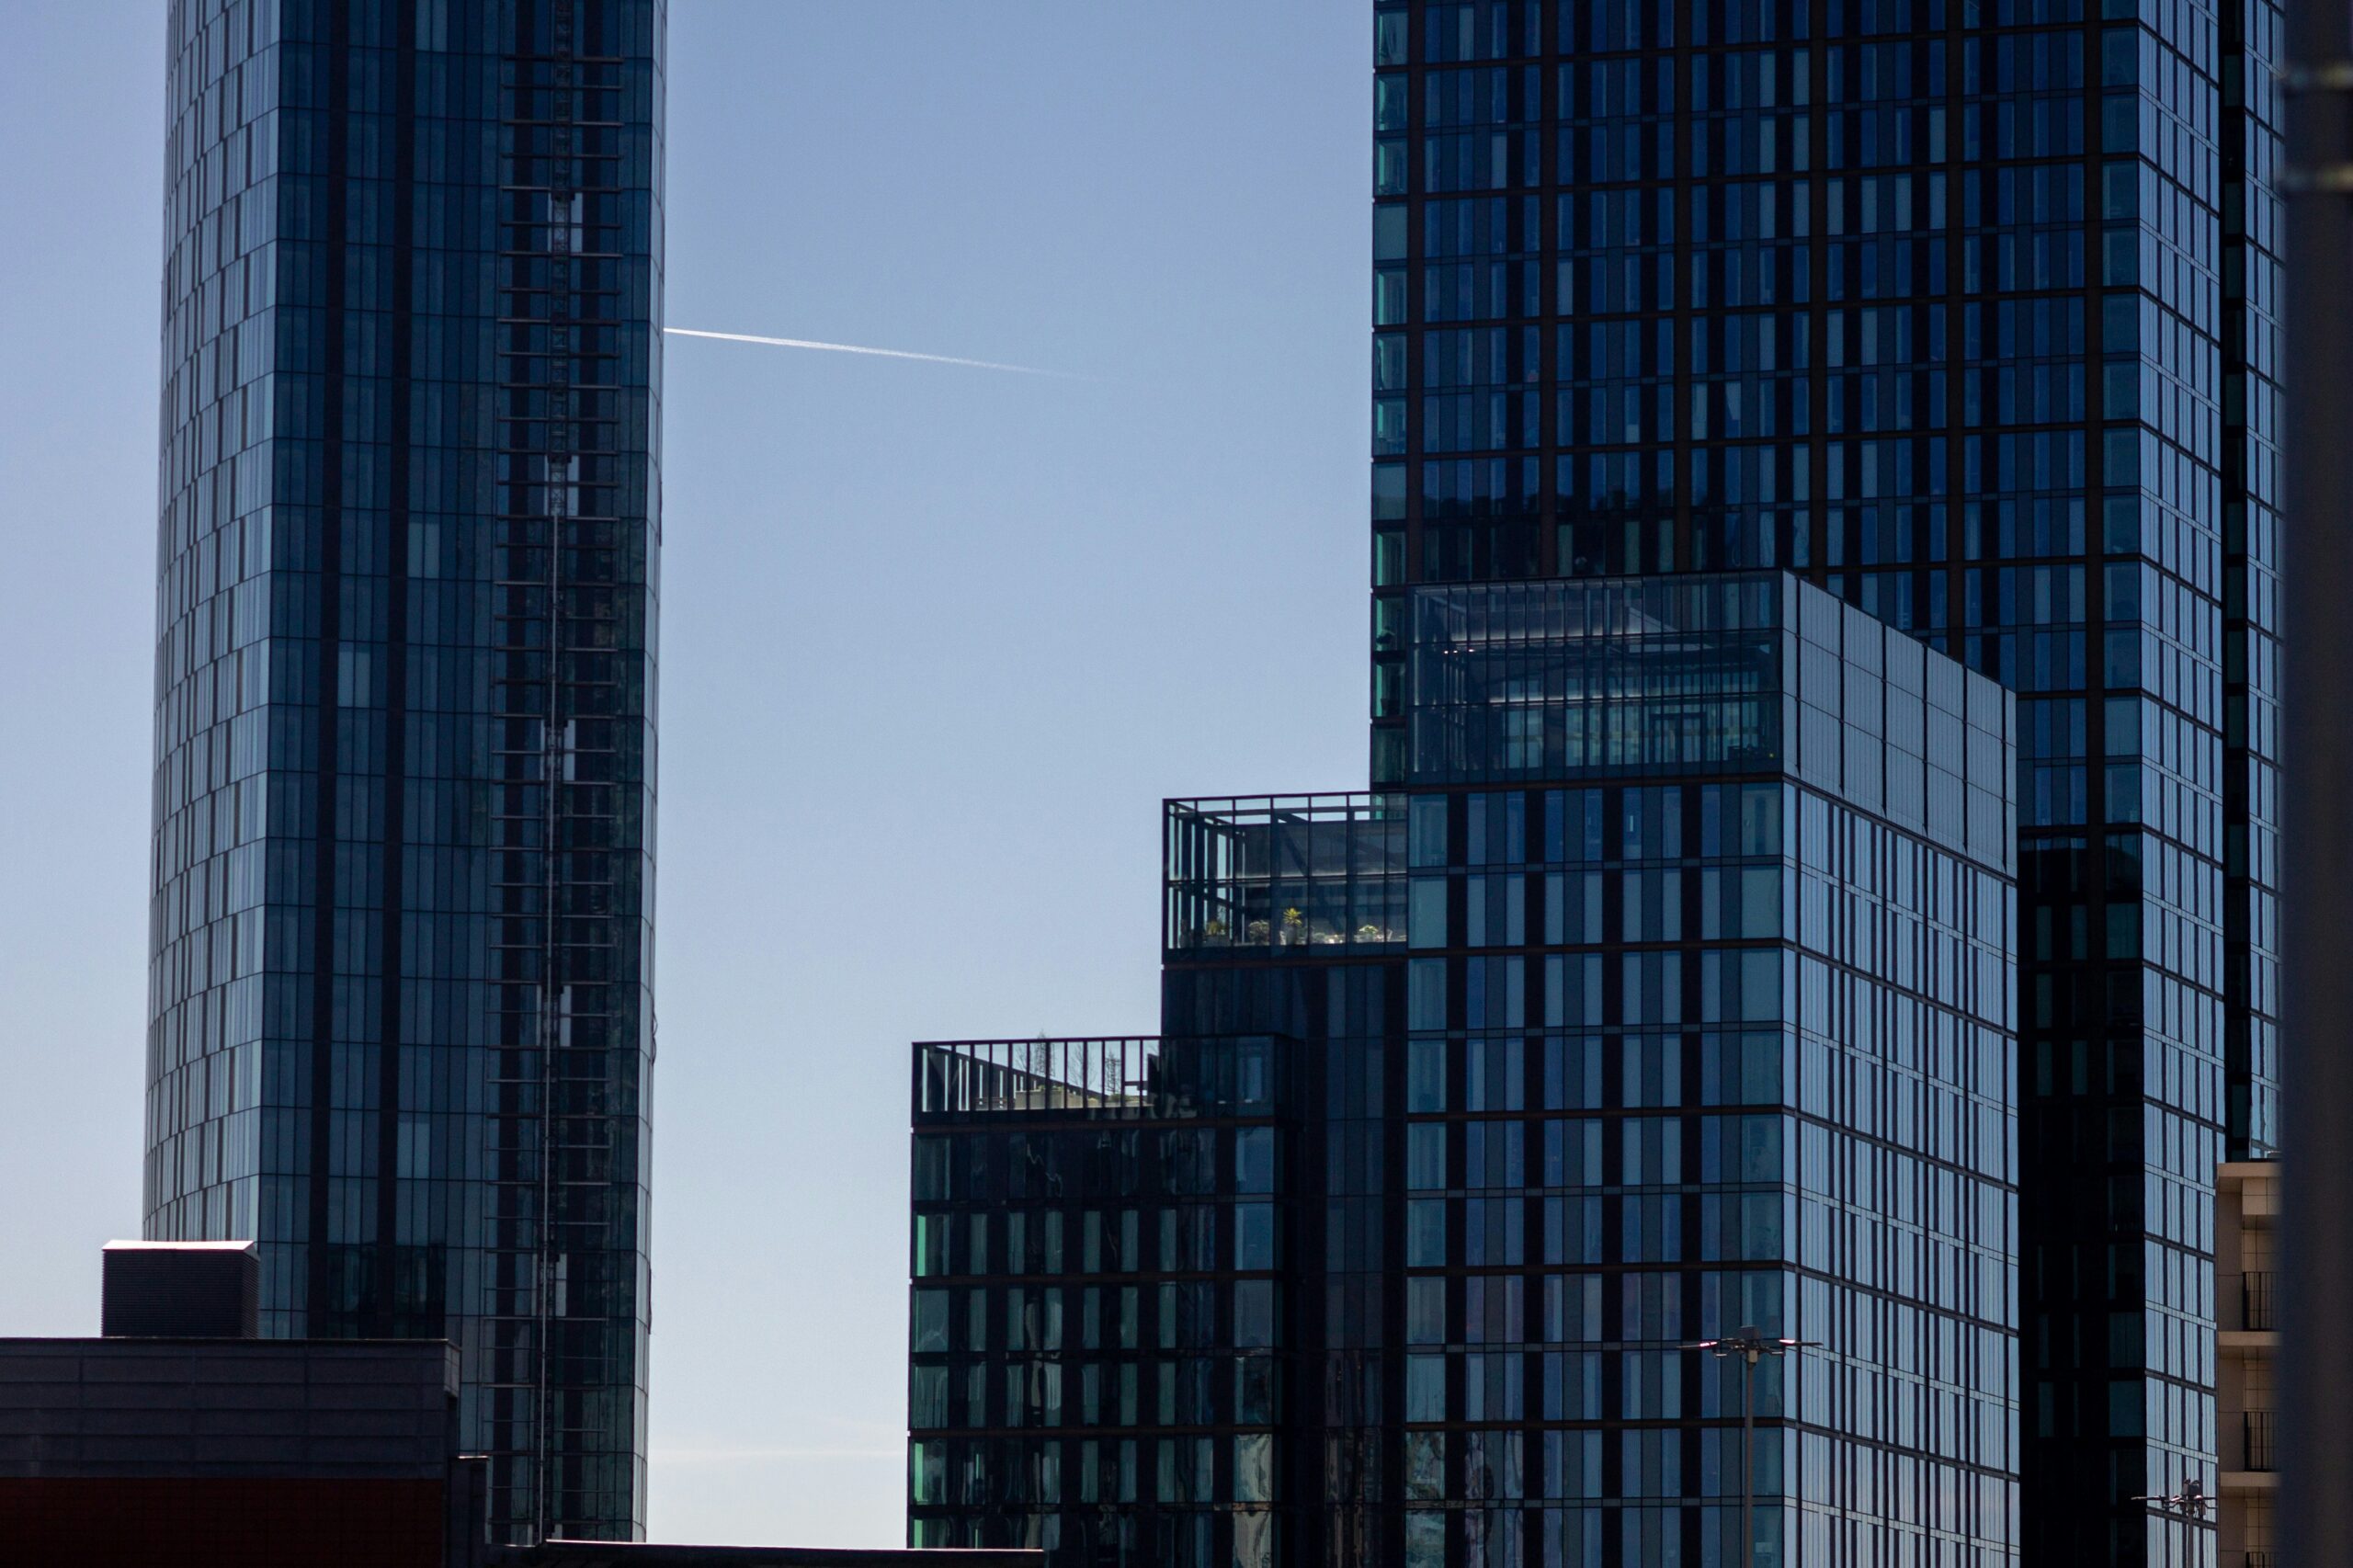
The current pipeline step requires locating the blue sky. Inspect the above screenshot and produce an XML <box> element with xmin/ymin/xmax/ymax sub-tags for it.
<box><xmin>0</xmin><ymin>3</ymin><xmax>1370</xmax><ymax>1545</ymax></box>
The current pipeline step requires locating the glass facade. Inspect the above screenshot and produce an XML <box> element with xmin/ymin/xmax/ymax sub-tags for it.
<box><xmin>1393</xmin><ymin>576</ymin><xmax>2017</xmax><ymax>1568</ymax></box>
<box><xmin>1165</xmin><ymin>795</ymin><xmax>1409</xmax><ymax>953</ymax></box>
<box><xmin>144</xmin><ymin>0</ymin><xmax>665</xmax><ymax>1543</ymax></box>
<box><xmin>911</xmin><ymin>1036</ymin><xmax>1295</xmax><ymax>1564</ymax></box>
<box><xmin>910</xmin><ymin>571</ymin><xmax>2018</xmax><ymax>1567</ymax></box>
<box><xmin>1369</xmin><ymin>6</ymin><xmax>2271</xmax><ymax>1562</ymax></box>
<box><xmin>2216</xmin><ymin>0</ymin><xmax>2279</xmax><ymax>1169</ymax></box>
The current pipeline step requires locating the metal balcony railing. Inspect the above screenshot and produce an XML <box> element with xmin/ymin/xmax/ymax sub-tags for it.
<box><xmin>912</xmin><ymin>1035</ymin><xmax>1290</xmax><ymax>1123</ymax></box>
<box><xmin>2241</xmin><ymin>1269</ymin><xmax>2276</xmax><ymax>1332</ymax></box>
<box><xmin>2244</xmin><ymin>1550</ymin><xmax>2277</xmax><ymax>1568</ymax></box>
<box><xmin>2243</xmin><ymin>1409</ymin><xmax>2276</xmax><ymax>1473</ymax></box>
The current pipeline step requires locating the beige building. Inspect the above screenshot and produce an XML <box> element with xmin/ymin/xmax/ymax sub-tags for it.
<box><xmin>2218</xmin><ymin>1159</ymin><xmax>2279</xmax><ymax>1567</ymax></box>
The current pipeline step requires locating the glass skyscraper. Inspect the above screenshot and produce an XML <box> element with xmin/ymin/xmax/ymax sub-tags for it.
<box><xmin>909</xmin><ymin>573</ymin><xmax>2020</xmax><ymax>1567</ymax></box>
<box><xmin>1366</xmin><ymin>4</ymin><xmax>2274</xmax><ymax>1563</ymax></box>
<box><xmin>144</xmin><ymin>0</ymin><xmax>665</xmax><ymax>1543</ymax></box>
<box><xmin>910</xmin><ymin>4</ymin><xmax>2282</xmax><ymax>1565</ymax></box>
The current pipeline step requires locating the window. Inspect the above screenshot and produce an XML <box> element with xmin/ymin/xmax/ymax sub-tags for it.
<box><xmin>1407</xmin><ymin>1354</ymin><xmax>1448</xmax><ymax>1421</ymax></box>
<box><xmin>1408</xmin><ymin>1199</ymin><xmax>1449</xmax><ymax>1266</ymax></box>
<box><xmin>1402</xmin><ymin>950</ymin><xmax>1439</xmax><ymax>1026</ymax></box>
<box><xmin>1406</xmin><ymin>1512</ymin><xmax>1446</xmax><ymax>1568</ymax></box>
<box><xmin>1234</xmin><ymin>1433</ymin><xmax>1276</xmax><ymax>1503</ymax></box>
<box><xmin>1408</xmin><ymin>1123</ymin><xmax>1449</xmax><ymax>1189</ymax></box>
<box><xmin>1235</xmin><ymin>1355</ymin><xmax>1279</xmax><ymax>1423</ymax></box>
<box><xmin>1741</xmin><ymin>949</ymin><xmax>1783</xmax><ymax>1020</ymax></box>
<box><xmin>912</xmin><ymin>1213</ymin><xmax>947</xmax><ymax>1278</ymax></box>
<box><xmin>1739</xmin><ymin>783</ymin><xmax>1783</xmax><ymax>855</ymax></box>
<box><xmin>1234</xmin><ymin>1127</ymin><xmax>1276</xmax><ymax>1194</ymax></box>
<box><xmin>1234</xmin><ymin>1280</ymin><xmax>1277</xmax><ymax>1348</ymax></box>
<box><xmin>912</xmin><ymin>1137</ymin><xmax>949</xmax><ymax>1200</ymax></box>
<box><xmin>1409</xmin><ymin>1038</ymin><xmax>1449</xmax><ymax>1110</ymax></box>
<box><xmin>1411</xmin><ymin>794</ymin><xmax>1450</xmax><ymax>866</ymax></box>
<box><xmin>909</xmin><ymin>1440</ymin><xmax>944</xmax><ymax>1506</ymax></box>
<box><xmin>910</xmin><ymin>1290</ymin><xmax>947</xmax><ymax>1354</ymax></box>
<box><xmin>1234</xmin><ymin>1202</ymin><xmax>1276</xmax><ymax>1270</ymax></box>
<box><xmin>1410</xmin><ymin>875</ymin><xmax>1449</xmax><ymax>948</ymax></box>
<box><xmin>1406</xmin><ymin>1431</ymin><xmax>1446</xmax><ymax>1499</ymax></box>
<box><xmin>1408</xmin><ymin>1278</ymin><xmax>1447</xmax><ymax>1344</ymax></box>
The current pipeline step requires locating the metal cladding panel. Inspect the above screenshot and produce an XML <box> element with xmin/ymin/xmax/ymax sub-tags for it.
<box><xmin>0</xmin><ymin>1340</ymin><xmax>456</xmax><ymax>1481</ymax></box>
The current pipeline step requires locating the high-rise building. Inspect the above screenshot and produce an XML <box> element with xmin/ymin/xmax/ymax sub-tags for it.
<box><xmin>144</xmin><ymin>0</ymin><xmax>665</xmax><ymax>1541</ymax></box>
<box><xmin>908</xmin><ymin>571</ymin><xmax>2021</xmax><ymax>1566</ymax></box>
<box><xmin>1363</xmin><ymin>4</ymin><xmax>2277</xmax><ymax>1562</ymax></box>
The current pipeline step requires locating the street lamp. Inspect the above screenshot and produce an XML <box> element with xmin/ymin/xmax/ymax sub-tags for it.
<box><xmin>1687</xmin><ymin>1325</ymin><xmax>1818</xmax><ymax>1568</ymax></box>
<box><xmin>2128</xmin><ymin>1478</ymin><xmax>2210</xmax><ymax>1521</ymax></box>
<box><xmin>2129</xmin><ymin>1477</ymin><xmax>2211</xmax><ymax>1562</ymax></box>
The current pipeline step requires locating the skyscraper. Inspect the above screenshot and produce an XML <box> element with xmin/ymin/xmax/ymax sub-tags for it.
<box><xmin>907</xmin><ymin>4</ymin><xmax>2280</xmax><ymax>1564</ymax></box>
<box><xmin>909</xmin><ymin>572</ymin><xmax>2020</xmax><ymax>1566</ymax></box>
<box><xmin>144</xmin><ymin>0</ymin><xmax>665</xmax><ymax>1542</ymax></box>
<box><xmin>1365</xmin><ymin>4</ymin><xmax>2274</xmax><ymax>1562</ymax></box>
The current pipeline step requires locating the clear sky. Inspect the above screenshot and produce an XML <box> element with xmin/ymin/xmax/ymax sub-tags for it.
<box><xmin>0</xmin><ymin>3</ymin><xmax>1368</xmax><ymax>1546</ymax></box>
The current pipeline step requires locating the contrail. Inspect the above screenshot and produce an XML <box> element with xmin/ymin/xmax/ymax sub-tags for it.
<box><xmin>664</xmin><ymin>325</ymin><xmax>1078</xmax><ymax>379</ymax></box>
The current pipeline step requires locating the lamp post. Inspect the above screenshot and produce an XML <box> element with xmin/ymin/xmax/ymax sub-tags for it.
<box><xmin>2127</xmin><ymin>1478</ymin><xmax>2210</xmax><ymax>1521</ymax></box>
<box><xmin>1688</xmin><ymin>1326</ymin><xmax>1817</xmax><ymax>1568</ymax></box>
<box><xmin>2128</xmin><ymin>1478</ymin><xmax>2210</xmax><ymax>1562</ymax></box>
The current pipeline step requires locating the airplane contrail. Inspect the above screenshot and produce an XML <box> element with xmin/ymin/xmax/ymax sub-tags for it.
<box><xmin>663</xmin><ymin>325</ymin><xmax>1079</xmax><ymax>378</ymax></box>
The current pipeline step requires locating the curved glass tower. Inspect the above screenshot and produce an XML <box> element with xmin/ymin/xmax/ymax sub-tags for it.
<box><xmin>143</xmin><ymin>0</ymin><xmax>665</xmax><ymax>1542</ymax></box>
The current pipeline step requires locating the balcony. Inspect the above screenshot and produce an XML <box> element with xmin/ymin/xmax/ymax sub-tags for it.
<box><xmin>913</xmin><ymin>1035</ymin><xmax>1288</xmax><ymax>1123</ymax></box>
<box><xmin>2241</xmin><ymin>1410</ymin><xmax>2275</xmax><ymax>1474</ymax></box>
<box><xmin>2240</xmin><ymin>1269</ymin><xmax>2276</xmax><ymax>1333</ymax></box>
<box><xmin>1165</xmin><ymin>794</ymin><xmax>1404</xmax><ymax>953</ymax></box>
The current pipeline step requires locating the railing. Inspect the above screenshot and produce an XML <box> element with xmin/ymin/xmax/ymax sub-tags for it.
<box><xmin>2241</xmin><ymin>1269</ymin><xmax>2276</xmax><ymax>1332</ymax></box>
<box><xmin>915</xmin><ymin>1037</ymin><xmax>1159</xmax><ymax>1121</ymax></box>
<box><xmin>2245</xmin><ymin>1551</ymin><xmax>2277</xmax><ymax>1568</ymax></box>
<box><xmin>2243</xmin><ymin>1409</ymin><xmax>2276</xmax><ymax>1472</ymax></box>
<box><xmin>1165</xmin><ymin>794</ymin><xmax>1405</xmax><ymax>951</ymax></box>
<box><xmin>913</xmin><ymin>1035</ymin><xmax>1287</xmax><ymax>1122</ymax></box>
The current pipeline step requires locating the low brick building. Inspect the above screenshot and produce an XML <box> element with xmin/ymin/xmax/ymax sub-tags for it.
<box><xmin>1</xmin><ymin>1244</ymin><xmax>1034</xmax><ymax>1568</ymax></box>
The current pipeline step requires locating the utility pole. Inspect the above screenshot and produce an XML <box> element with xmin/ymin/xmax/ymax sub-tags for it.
<box><xmin>1689</xmin><ymin>1326</ymin><xmax>1816</xmax><ymax>1568</ymax></box>
<box><xmin>2281</xmin><ymin>3</ymin><xmax>2353</xmax><ymax>1562</ymax></box>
